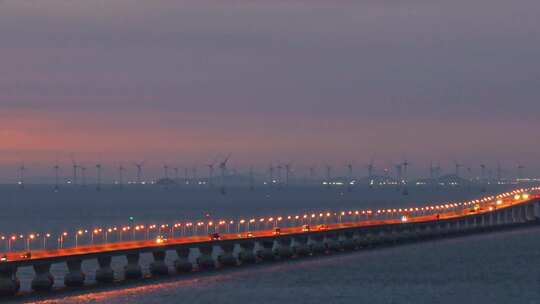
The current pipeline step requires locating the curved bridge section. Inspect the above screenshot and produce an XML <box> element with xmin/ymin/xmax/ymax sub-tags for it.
<box><xmin>1</xmin><ymin>188</ymin><xmax>539</xmax><ymax>297</ymax></box>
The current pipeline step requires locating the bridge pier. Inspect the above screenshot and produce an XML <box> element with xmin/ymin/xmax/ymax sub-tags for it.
<box><xmin>150</xmin><ymin>251</ymin><xmax>169</xmax><ymax>276</ymax></box>
<box><xmin>526</xmin><ymin>203</ymin><xmax>536</xmax><ymax>221</ymax></box>
<box><xmin>274</xmin><ymin>237</ymin><xmax>293</xmax><ymax>258</ymax></box>
<box><xmin>197</xmin><ymin>245</ymin><xmax>215</xmax><ymax>269</ymax></box>
<box><xmin>124</xmin><ymin>253</ymin><xmax>143</xmax><ymax>280</ymax></box>
<box><xmin>95</xmin><ymin>256</ymin><xmax>115</xmax><ymax>283</ymax></box>
<box><xmin>238</xmin><ymin>241</ymin><xmax>257</xmax><ymax>264</ymax></box>
<box><xmin>341</xmin><ymin>231</ymin><xmax>357</xmax><ymax>250</ymax></box>
<box><xmin>309</xmin><ymin>235</ymin><xmax>326</xmax><ymax>254</ymax></box>
<box><xmin>257</xmin><ymin>239</ymin><xmax>276</xmax><ymax>261</ymax></box>
<box><xmin>291</xmin><ymin>236</ymin><xmax>310</xmax><ymax>256</ymax></box>
<box><xmin>31</xmin><ymin>263</ymin><xmax>54</xmax><ymax>292</ymax></box>
<box><xmin>0</xmin><ymin>265</ymin><xmax>20</xmax><ymax>297</ymax></box>
<box><xmin>323</xmin><ymin>233</ymin><xmax>341</xmax><ymax>251</ymax></box>
<box><xmin>218</xmin><ymin>243</ymin><xmax>237</xmax><ymax>266</ymax></box>
<box><xmin>519</xmin><ymin>205</ymin><xmax>527</xmax><ymax>223</ymax></box>
<box><xmin>174</xmin><ymin>248</ymin><xmax>193</xmax><ymax>272</ymax></box>
<box><xmin>64</xmin><ymin>259</ymin><xmax>85</xmax><ymax>287</ymax></box>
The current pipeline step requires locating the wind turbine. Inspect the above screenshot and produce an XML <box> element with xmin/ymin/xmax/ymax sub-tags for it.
<box><xmin>96</xmin><ymin>163</ymin><xmax>102</xmax><ymax>191</ymax></box>
<box><xmin>219</xmin><ymin>154</ymin><xmax>231</xmax><ymax>195</ymax></box>
<box><xmin>480</xmin><ymin>164</ymin><xmax>487</xmax><ymax>192</ymax></box>
<box><xmin>454</xmin><ymin>161</ymin><xmax>462</xmax><ymax>178</ymax></box>
<box><xmin>268</xmin><ymin>164</ymin><xmax>275</xmax><ymax>185</ymax></box>
<box><xmin>249</xmin><ymin>166</ymin><xmax>255</xmax><ymax>191</ymax></box>
<box><xmin>346</xmin><ymin>163</ymin><xmax>353</xmax><ymax>192</ymax></box>
<box><xmin>394</xmin><ymin>163</ymin><xmax>403</xmax><ymax>189</ymax></box>
<box><xmin>276</xmin><ymin>163</ymin><xmax>283</xmax><ymax>188</ymax></box>
<box><xmin>325</xmin><ymin>164</ymin><xmax>332</xmax><ymax>188</ymax></box>
<box><xmin>53</xmin><ymin>163</ymin><xmax>60</xmax><ymax>192</ymax></box>
<box><xmin>163</xmin><ymin>164</ymin><xmax>169</xmax><ymax>179</ymax></box>
<box><xmin>517</xmin><ymin>163</ymin><xmax>525</xmax><ymax>183</ymax></box>
<box><xmin>284</xmin><ymin>163</ymin><xmax>292</xmax><ymax>187</ymax></box>
<box><xmin>79</xmin><ymin>165</ymin><xmax>87</xmax><ymax>188</ymax></box>
<box><xmin>133</xmin><ymin>161</ymin><xmax>145</xmax><ymax>185</ymax></box>
<box><xmin>401</xmin><ymin>159</ymin><xmax>410</xmax><ymax>195</ymax></box>
<box><xmin>17</xmin><ymin>162</ymin><xmax>26</xmax><ymax>189</ymax></box>
<box><xmin>207</xmin><ymin>158</ymin><xmax>218</xmax><ymax>188</ymax></box>
<box><xmin>118</xmin><ymin>164</ymin><xmax>125</xmax><ymax>188</ymax></box>
<box><xmin>366</xmin><ymin>158</ymin><xmax>375</xmax><ymax>188</ymax></box>
<box><xmin>496</xmin><ymin>161</ymin><xmax>502</xmax><ymax>183</ymax></box>
<box><xmin>71</xmin><ymin>156</ymin><xmax>79</xmax><ymax>186</ymax></box>
<box><xmin>307</xmin><ymin>166</ymin><xmax>316</xmax><ymax>186</ymax></box>
<box><xmin>173</xmin><ymin>167</ymin><xmax>179</xmax><ymax>183</ymax></box>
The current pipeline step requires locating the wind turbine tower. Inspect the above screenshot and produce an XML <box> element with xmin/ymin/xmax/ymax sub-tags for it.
<box><xmin>81</xmin><ymin>166</ymin><xmax>87</xmax><ymax>188</ymax></box>
<box><xmin>71</xmin><ymin>158</ymin><xmax>78</xmax><ymax>186</ymax></box>
<box><xmin>53</xmin><ymin>164</ymin><xmax>60</xmax><ymax>192</ymax></box>
<box><xmin>219</xmin><ymin>154</ymin><xmax>231</xmax><ymax>195</ymax></box>
<box><xmin>17</xmin><ymin>163</ymin><xmax>26</xmax><ymax>189</ymax></box>
<box><xmin>118</xmin><ymin>165</ymin><xmax>125</xmax><ymax>188</ymax></box>
<box><xmin>133</xmin><ymin>162</ymin><xmax>144</xmax><ymax>185</ymax></box>
<box><xmin>325</xmin><ymin>165</ymin><xmax>332</xmax><ymax>188</ymax></box>
<box><xmin>402</xmin><ymin>159</ymin><xmax>410</xmax><ymax>195</ymax></box>
<box><xmin>249</xmin><ymin>166</ymin><xmax>255</xmax><ymax>191</ymax></box>
<box><xmin>285</xmin><ymin>163</ymin><xmax>292</xmax><ymax>187</ymax></box>
<box><xmin>480</xmin><ymin>164</ymin><xmax>487</xmax><ymax>192</ymax></box>
<box><xmin>207</xmin><ymin>161</ymin><xmax>216</xmax><ymax>188</ymax></box>
<box><xmin>96</xmin><ymin>163</ymin><xmax>102</xmax><ymax>191</ymax></box>
<box><xmin>347</xmin><ymin>163</ymin><xmax>353</xmax><ymax>192</ymax></box>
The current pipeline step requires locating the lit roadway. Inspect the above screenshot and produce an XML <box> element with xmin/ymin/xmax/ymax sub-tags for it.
<box><xmin>3</xmin><ymin>193</ymin><xmax>538</xmax><ymax>265</ymax></box>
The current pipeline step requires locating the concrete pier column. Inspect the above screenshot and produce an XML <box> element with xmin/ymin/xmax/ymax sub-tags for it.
<box><xmin>124</xmin><ymin>253</ymin><xmax>143</xmax><ymax>280</ymax></box>
<box><xmin>218</xmin><ymin>243</ymin><xmax>237</xmax><ymax>266</ymax></box>
<box><xmin>95</xmin><ymin>256</ymin><xmax>114</xmax><ymax>283</ymax></box>
<box><xmin>256</xmin><ymin>239</ymin><xmax>276</xmax><ymax>261</ymax></box>
<box><xmin>488</xmin><ymin>213</ymin><xmax>495</xmax><ymax>227</ymax></box>
<box><xmin>519</xmin><ymin>205</ymin><xmax>527</xmax><ymax>223</ymax></box>
<box><xmin>291</xmin><ymin>236</ymin><xmax>310</xmax><ymax>256</ymax></box>
<box><xmin>534</xmin><ymin>201</ymin><xmax>540</xmax><ymax>219</ymax></box>
<box><xmin>341</xmin><ymin>231</ymin><xmax>357</xmax><ymax>250</ymax></box>
<box><xmin>197</xmin><ymin>245</ymin><xmax>215</xmax><ymax>270</ymax></box>
<box><xmin>512</xmin><ymin>207</ymin><xmax>519</xmax><ymax>223</ymax></box>
<box><xmin>505</xmin><ymin>209</ymin><xmax>512</xmax><ymax>224</ymax></box>
<box><xmin>0</xmin><ymin>265</ymin><xmax>20</xmax><ymax>297</ymax></box>
<box><xmin>324</xmin><ymin>233</ymin><xmax>341</xmax><ymax>251</ymax></box>
<box><xmin>238</xmin><ymin>241</ymin><xmax>257</xmax><ymax>264</ymax></box>
<box><xmin>64</xmin><ymin>259</ymin><xmax>86</xmax><ymax>287</ymax></box>
<box><xmin>274</xmin><ymin>237</ymin><xmax>293</xmax><ymax>259</ymax></box>
<box><xmin>150</xmin><ymin>251</ymin><xmax>169</xmax><ymax>276</ymax></box>
<box><xmin>174</xmin><ymin>248</ymin><xmax>193</xmax><ymax>273</ymax></box>
<box><xmin>309</xmin><ymin>235</ymin><xmax>326</xmax><ymax>254</ymax></box>
<box><xmin>494</xmin><ymin>211</ymin><xmax>502</xmax><ymax>226</ymax></box>
<box><xmin>526</xmin><ymin>203</ymin><xmax>536</xmax><ymax>221</ymax></box>
<box><xmin>31</xmin><ymin>263</ymin><xmax>54</xmax><ymax>292</ymax></box>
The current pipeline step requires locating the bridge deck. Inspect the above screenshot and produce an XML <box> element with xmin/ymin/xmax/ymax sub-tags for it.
<box><xmin>2</xmin><ymin>193</ymin><xmax>535</xmax><ymax>266</ymax></box>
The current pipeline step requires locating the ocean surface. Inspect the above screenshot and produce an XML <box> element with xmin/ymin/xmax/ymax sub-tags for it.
<box><xmin>2</xmin><ymin>184</ymin><xmax>539</xmax><ymax>303</ymax></box>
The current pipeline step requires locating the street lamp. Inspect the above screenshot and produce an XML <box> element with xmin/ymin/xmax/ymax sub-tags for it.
<box><xmin>26</xmin><ymin>234</ymin><xmax>36</xmax><ymax>251</ymax></box>
<box><xmin>43</xmin><ymin>233</ymin><xmax>51</xmax><ymax>249</ymax></box>
<box><xmin>238</xmin><ymin>219</ymin><xmax>246</xmax><ymax>233</ymax></box>
<box><xmin>75</xmin><ymin>230</ymin><xmax>84</xmax><ymax>247</ymax></box>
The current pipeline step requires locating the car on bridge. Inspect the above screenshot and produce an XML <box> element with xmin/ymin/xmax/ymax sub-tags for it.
<box><xmin>0</xmin><ymin>255</ymin><xmax>8</xmax><ymax>262</ymax></box>
<box><xmin>273</xmin><ymin>227</ymin><xmax>281</xmax><ymax>235</ymax></box>
<box><xmin>210</xmin><ymin>233</ymin><xmax>221</xmax><ymax>241</ymax></box>
<box><xmin>317</xmin><ymin>224</ymin><xmax>329</xmax><ymax>231</ymax></box>
<box><xmin>302</xmin><ymin>225</ymin><xmax>311</xmax><ymax>232</ymax></box>
<box><xmin>20</xmin><ymin>252</ymin><xmax>32</xmax><ymax>260</ymax></box>
<box><xmin>155</xmin><ymin>235</ymin><xmax>168</xmax><ymax>244</ymax></box>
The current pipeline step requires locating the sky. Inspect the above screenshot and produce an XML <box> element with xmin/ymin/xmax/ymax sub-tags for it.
<box><xmin>1</xmin><ymin>0</ymin><xmax>539</xmax><ymax>180</ymax></box>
